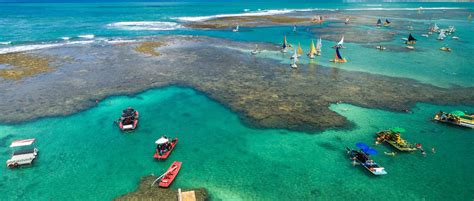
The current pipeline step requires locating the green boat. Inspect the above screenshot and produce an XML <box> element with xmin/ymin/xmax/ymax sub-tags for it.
<box><xmin>376</xmin><ymin>128</ymin><xmax>417</xmax><ymax>152</ymax></box>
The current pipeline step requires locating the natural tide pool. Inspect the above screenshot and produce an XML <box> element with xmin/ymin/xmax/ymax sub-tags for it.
<box><xmin>0</xmin><ymin>86</ymin><xmax>472</xmax><ymax>200</ymax></box>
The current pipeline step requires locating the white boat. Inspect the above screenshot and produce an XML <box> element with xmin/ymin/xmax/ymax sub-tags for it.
<box><xmin>440</xmin><ymin>46</ymin><xmax>451</xmax><ymax>52</ymax></box>
<box><xmin>376</xmin><ymin>45</ymin><xmax>386</xmax><ymax>50</ymax></box>
<box><xmin>447</xmin><ymin>26</ymin><xmax>455</xmax><ymax>33</ymax></box>
<box><xmin>421</xmin><ymin>34</ymin><xmax>429</xmax><ymax>37</ymax></box>
<box><xmin>290</xmin><ymin>46</ymin><xmax>299</xmax><ymax>59</ymax></box>
<box><xmin>232</xmin><ymin>24</ymin><xmax>239</xmax><ymax>32</ymax></box>
<box><xmin>452</xmin><ymin>36</ymin><xmax>459</xmax><ymax>40</ymax></box>
<box><xmin>345</xmin><ymin>18</ymin><xmax>350</xmax><ymax>24</ymax></box>
<box><xmin>333</xmin><ymin>36</ymin><xmax>345</xmax><ymax>49</ymax></box>
<box><xmin>6</xmin><ymin>139</ymin><xmax>39</xmax><ymax>168</ymax></box>
<box><xmin>316</xmin><ymin>37</ymin><xmax>322</xmax><ymax>56</ymax></box>
<box><xmin>437</xmin><ymin>31</ymin><xmax>446</xmax><ymax>40</ymax></box>
<box><xmin>406</xmin><ymin>45</ymin><xmax>415</xmax><ymax>50</ymax></box>
<box><xmin>251</xmin><ymin>44</ymin><xmax>260</xmax><ymax>55</ymax></box>
<box><xmin>291</xmin><ymin>49</ymin><xmax>298</xmax><ymax>68</ymax></box>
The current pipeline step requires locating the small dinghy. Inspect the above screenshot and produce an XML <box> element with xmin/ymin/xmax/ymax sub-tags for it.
<box><xmin>376</xmin><ymin>19</ymin><xmax>382</xmax><ymax>27</ymax></box>
<box><xmin>405</xmin><ymin>33</ymin><xmax>417</xmax><ymax>45</ymax></box>
<box><xmin>440</xmin><ymin>46</ymin><xmax>451</xmax><ymax>52</ymax></box>
<box><xmin>452</xmin><ymin>36</ymin><xmax>459</xmax><ymax>40</ymax></box>
<box><xmin>437</xmin><ymin>31</ymin><xmax>446</xmax><ymax>40</ymax></box>
<box><xmin>232</xmin><ymin>24</ymin><xmax>239</xmax><ymax>32</ymax></box>
<box><xmin>375</xmin><ymin>45</ymin><xmax>386</xmax><ymax>50</ymax></box>
<box><xmin>421</xmin><ymin>34</ymin><xmax>429</xmax><ymax>37</ymax></box>
<box><xmin>346</xmin><ymin>143</ymin><xmax>387</xmax><ymax>176</ymax></box>
<box><xmin>332</xmin><ymin>36</ymin><xmax>345</xmax><ymax>49</ymax></box>
<box><xmin>281</xmin><ymin>36</ymin><xmax>288</xmax><ymax>53</ymax></box>
<box><xmin>154</xmin><ymin>136</ymin><xmax>178</xmax><ymax>160</ymax></box>
<box><xmin>251</xmin><ymin>44</ymin><xmax>261</xmax><ymax>55</ymax></box>
<box><xmin>290</xmin><ymin>48</ymin><xmax>298</xmax><ymax>69</ymax></box>
<box><xmin>406</xmin><ymin>45</ymin><xmax>415</xmax><ymax>50</ymax></box>
<box><xmin>384</xmin><ymin>19</ymin><xmax>391</xmax><ymax>26</ymax></box>
<box><xmin>151</xmin><ymin>161</ymin><xmax>182</xmax><ymax>188</ymax></box>
<box><xmin>117</xmin><ymin>107</ymin><xmax>139</xmax><ymax>131</ymax></box>
<box><xmin>307</xmin><ymin>39</ymin><xmax>317</xmax><ymax>59</ymax></box>
<box><xmin>329</xmin><ymin>47</ymin><xmax>347</xmax><ymax>63</ymax></box>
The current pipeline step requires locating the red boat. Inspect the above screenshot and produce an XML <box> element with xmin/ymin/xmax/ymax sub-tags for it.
<box><xmin>154</xmin><ymin>137</ymin><xmax>178</xmax><ymax>159</ymax></box>
<box><xmin>118</xmin><ymin>107</ymin><xmax>139</xmax><ymax>131</ymax></box>
<box><xmin>159</xmin><ymin>161</ymin><xmax>182</xmax><ymax>188</ymax></box>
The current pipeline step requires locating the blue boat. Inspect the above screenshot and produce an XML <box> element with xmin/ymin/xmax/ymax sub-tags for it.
<box><xmin>346</xmin><ymin>143</ymin><xmax>387</xmax><ymax>176</ymax></box>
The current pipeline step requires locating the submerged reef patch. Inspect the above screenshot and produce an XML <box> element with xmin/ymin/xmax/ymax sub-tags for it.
<box><xmin>135</xmin><ymin>41</ymin><xmax>166</xmax><ymax>56</ymax></box>
<box><xmin>0</xmin><ymin>53</ymin><xmax>52</xmax><ymax>80</ymax></box>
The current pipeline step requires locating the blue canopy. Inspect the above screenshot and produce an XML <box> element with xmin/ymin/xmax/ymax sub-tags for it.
<box><xmin>356</xmin><ymin>142</ymin><xmax>369</xmax><ymax>150</ymax></box>
<box><xmin>363</xmin><ymin>148</ymin><xmax>378</xmax><ymax>155</ymax></box>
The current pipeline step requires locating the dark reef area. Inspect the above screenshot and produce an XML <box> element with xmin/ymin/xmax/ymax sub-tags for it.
<box><xmin>0</xmin><ymin>36</ymin><xmax>473</xmax><ymax>132</ymax></box>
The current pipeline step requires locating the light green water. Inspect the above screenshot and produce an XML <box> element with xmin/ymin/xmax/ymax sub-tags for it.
<box><xmin>0</xmin><ymin>87</ymin><xmax>472</xmax><ymax>200</ymax></box>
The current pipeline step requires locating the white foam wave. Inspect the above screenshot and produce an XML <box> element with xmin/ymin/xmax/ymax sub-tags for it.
<box><xmin>346</xmin><ymin>7</ymin><xmax>463</xmax><ymax>11</ymax></box>
<box><xmin>105</xmin><ymin>39</ymin><xmax>138</xmax><ymax>44</ymax></box>
<box><xmin>0</xmin><ymin>40</ymin><xmax>94</xmax><ymax>54</ymax></box>
<box><xmin>0</xmin><ymin>41</ymin><xmax>12</xmax><ymax>45</ymax></box>
<box><xmin>175</xmin><ymin>8</ymin><xmax>336</xmax><ymax>22</ymax></box>
<box><xmin>78</xmin><ymin>34</ymin><xmax>95</xmax><ymax>39</ymax></box>
<box><xmin>107</xmin><ymin>21</ymin><xmax>182</xmax><ymax>31</ymax></box>
<box><xmin>61</xmin><ymin>37</ymin><xmax>70</xmax><ymax>41</ymax></box>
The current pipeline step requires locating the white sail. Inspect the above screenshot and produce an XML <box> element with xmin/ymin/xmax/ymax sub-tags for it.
<box><xmin>438</xmin><ymin>31</ymin><xmax>446</xmax><ymax>40</ymax></box>
<box><xmin>433</xmin><ymin>23</ymin><xmax>439</xmax><ymax>31</ymax></box>
<box><xmin>337</xmin><ymin>36</ymin><xmax>344</xmax><ymax>46</ymax></box>
<box><xmin>316</xmin><ymin>38</ymin><xmax>322</xmax><ymax>51</ymax></box>
<box><xmin>292</xmin><ymin>48</ymin><xmax>298</xmax><ymax>60</ymax></box>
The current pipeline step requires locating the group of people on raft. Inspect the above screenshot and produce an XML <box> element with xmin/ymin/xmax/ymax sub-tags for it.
<box><xmin>156</xmin><ymin>136</ymin><xmax>173</xmax><ymax>156</ymax></box>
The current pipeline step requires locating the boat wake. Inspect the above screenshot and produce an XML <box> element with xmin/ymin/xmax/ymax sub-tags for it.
<box><xmin>106</xmin><ymin>21</ymin><xmax>183</xmax><ymax>31</ymax></box>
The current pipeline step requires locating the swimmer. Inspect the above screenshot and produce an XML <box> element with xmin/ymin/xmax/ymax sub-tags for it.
<box><xmin>431</xmin><ymin>147</ymin><xmax>436</xmax><ymax>153</ymax></box>
<box><xmin>384</xmin><ymin>152</ymin><xmax>396</xmax><ymax>156</ymax></box>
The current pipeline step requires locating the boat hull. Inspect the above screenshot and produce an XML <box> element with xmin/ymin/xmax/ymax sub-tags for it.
<box><xmin>434</xmin><ymin>114</ymin><xmax>474</xmax><ymax>129</ymax></box>
<box><xmin>154</xmin><ymin>138</ymin><xmax>179</xmax><ymax>159</ymax></box>
<box><xmin>159</xmin><ymin>161</ymin><xmax>182</xmax><ymax>188</ymax></box>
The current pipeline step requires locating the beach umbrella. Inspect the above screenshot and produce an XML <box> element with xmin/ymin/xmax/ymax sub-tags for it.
<box><xmin>391</xmin><ymin>127</ymin><xmax>406</xmax><ymax>133</ymax></box>
<box><xmin>356</xmin><ymin>142</ymin><xmax>369</xmax><ymax>150</ymax></box>
<box><xmin>450</xmin><ymin>110</ymin><xmax>465</xmax><ymax>117</ymax></box>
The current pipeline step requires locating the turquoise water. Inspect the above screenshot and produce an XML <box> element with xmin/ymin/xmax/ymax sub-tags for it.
<box><xmin>1</xmin><ymin>87</ymin><xmax>473</xmax><ymax>200</ymax></box>
<box><xmin>1</xmin><ymin>2</ymin><xmax>474</xmax><ymax>86</ymax></box>
<box><xmin>1</xmin><ymin>1</ymin><xmax>474</xmax><ymax>200</ymax></box>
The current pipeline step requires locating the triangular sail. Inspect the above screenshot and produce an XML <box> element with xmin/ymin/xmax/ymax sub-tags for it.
<box><xmin>297</xmin><ymin>42</ymin><xmax>303</xmax><ymax>55</ymax></box>
<box><xmin>408</xmin><ymin>34</ymin><xmax>416</xmax><ymax>41</ymax></box>
<box><xmin>293</xmin><ymin>48</ymin><xmax>299</xmax><ymax>62</ymax></box>
<box><xmin>337</xmin><ymin>36</ymin><xmax>344</xmax><ymax>46</ymax></box>
<box><xmin>316</xmin><ymin>38</ymin><xmax>322</xmax><ymax>51</ymax></box>
<box><xmin>385</xmin><ymin>19</ymin><xmax>390</xmax><ymax>23</ymax></box>
<box><xmin>433</xmin><ymin>23</ymin><xmax>439</xmax><ymax>31</ymax></box>
<box><xmin>438</xmin><ymin>31</ymin><xmax>446</xmax><ymax>38</ymax></box>
<box><xmin>282</xmin><ymin>36</ymin><xmax>287</xmax><ymax>49</ymax></box>
<box><xmin>309</xmin><ymin>40</ymin><xmax>317</xmax><ymax>55</ymax></box>
<box><xmin>335</xmin><ymin>47</ymin><xmax>343</xmax><ymax>60</ymax></box>
<box><xmin>376</xmin><ymin>19</ymin><xmax>382</xmax><ymax>25</ymax></box>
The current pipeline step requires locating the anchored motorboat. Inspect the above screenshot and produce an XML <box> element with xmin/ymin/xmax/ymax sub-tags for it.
<box><xmin>6</xmin><ymin>138</ymin><xmax>39</xmax><ymax>168</ymax></box>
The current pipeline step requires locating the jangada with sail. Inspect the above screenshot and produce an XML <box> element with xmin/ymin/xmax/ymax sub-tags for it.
<box><xmin>329</xmin><ymin>47</ymin><xmax>347</xmax><ymax>63</ymax></box>
<box><xmin>332</xmin><ymin>36</ymin><xmax>345</xmax><ymax>49</ymax></box>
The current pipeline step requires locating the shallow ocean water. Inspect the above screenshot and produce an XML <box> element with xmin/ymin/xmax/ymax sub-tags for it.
<box><xmin>0</xmin><ymin>87</ymin><xmax>472</xmax><ymax>200</ymax></box>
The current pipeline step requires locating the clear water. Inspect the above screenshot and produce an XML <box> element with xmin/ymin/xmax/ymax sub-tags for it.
<box><xmin>0</xmin><ymin>87</ymin><xmax>473</xmax><ymax>200</ymax></box>
<box><xmin>1</xmin><ymin>1</ymin><xmax>474</xmax><ymax>200</ymax></box>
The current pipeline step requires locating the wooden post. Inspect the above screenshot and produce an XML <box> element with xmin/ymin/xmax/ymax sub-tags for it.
<box><xmin>178</xmin><ymin>188</ymin><xmax>182</xmax><ymax>201</ymax></box>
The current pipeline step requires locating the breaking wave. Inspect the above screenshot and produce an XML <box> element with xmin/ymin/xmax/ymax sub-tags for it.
<box><xmin>106</xmin><ymin>21</ymin><xmax>182</xmax><ymax>31</ymax></box>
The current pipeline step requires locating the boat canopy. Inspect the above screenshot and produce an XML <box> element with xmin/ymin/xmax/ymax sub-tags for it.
<box><xmin>451</xmin><ymin>110</ymin><xmax>466</xmax><ymax>117</ymax></box>
<box><xmin>10</xmin><ymin>138</ymin><xmax>36</xmax><ymax>148</ymax></box>
<box><xmin>356</xmin><ymin>142</ymin><xmax>378</xmax><ymax>155</ymax></box>
<box><xmin>391</xmin><ymin>127</ymin><xmax>406</xmax><ymax>133</ymax></box>
<box><xmin>155</xmin><ymin>137</ymin><xmax>169</xmax><ymax>145</ymax></box>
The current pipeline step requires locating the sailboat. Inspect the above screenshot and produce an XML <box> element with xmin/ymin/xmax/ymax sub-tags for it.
<box><xmin>281</xmin><ymin>36</ymin><xmax>288</xmax><ymax>53</ymax></box>
<box><xmin>293</xmin><ymin>25</ymin><xmax>297</xmax><ymax>32</ymax></box>
<box><xmin>297</xmin><ymin>42</ymin><xmax>303</xmax><ymax>56</ymax></box>
<box><xmin>291</xmin><ymin>48</ymin><xmax>298</xmax><ymax>68</ymax></box>
<box><xmin>405</xmin><ymin>33</ymin><xmax>417</xmax><ymax>45</ymax></box>
<box><xmin>232</xmin><ymin>24</ymin><xmax>239</xmax><ymax>32</ymax></box>
<box><xmin>345</xmin><ymin>18</ymin><xmax>350</xmax><ymax>25</ymax></box>
<box><xmin>329</xmin><ymin>47</ymin><xmax>347</xmax><ymax>63</ymax></box>
<box><xmin>251</xmin><ymin>44</ymin><xmax>260</xmax><ymax>55</ymax></box>
<box><xmin>376</xmin><ymin>19</ymin><xmax>382</xmax><ymax>27</ymax></box>
<box><xmin>384</xmin><ymin>19</ymin><xmax>391</xmax><ymax>26</ymax></box>
<box><xmin>307</xmin><ymin>40</ymin><xmax>317</xmax><ymax>59</ymax></box>
<box><xmin>437</xmin><ymin>31</ymin><xmax>446</xmax><ymax>40</ymax></box>
<box><xmin>316</xmin><ymin>37</ymin><xmax>322</xmax><ymax>56</ymax></box>
<box><xmin>333</xmin><ymin>36</ymin><xmax>345</xmax><ymax>49</ymax></box>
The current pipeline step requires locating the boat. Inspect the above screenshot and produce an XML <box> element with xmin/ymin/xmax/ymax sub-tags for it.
<box><xmin>307</xmin><ymin>40</ymin><xmax>317</xmax><ymax>59</ymax></box>
<box><xmin>297</xmin><ymin>42</ymin><xmax>303</xmax><ymax>56</ymax></box>
<box><xmin>346</xmin><ymin>143</ymin><xmax>387</xmax><ymax>176</ymax></box>
<box><xmin>406</xmin><ymin>45</ymin><xmax>415</xmax><ymax>50</ymax></box>
<box><xmin>291</xmin><ymin>48</ymin><xmax>298</xmax><ymax>69</ymax></box>
<box><xmin>117</xmin><ymin>107</ymin><xmax>139</xmax><ymax>131</ymax></box>
<box><xmin>332</xmin><ymin>36</ymin><xmax>345</xmax><ymax>49</ymax></box>
<box><xmin>447</xmin><ymin>26</ymin><xmax>455</xmax><ymax>34</ymax></box>
<box><xmin>375</xmin><ymin>45</ymin><xmax>386</xmax><ymax>50</ymax></box>
<box><xmin>421</xmin><ymin>34</ymin><xmax>429</xmax><ymax>37</ymax></box>
<box><xmin>316</xmin><ymin>37</ymin><xmax>322</xmax><ymax>56</ymax></box>
<box><xmin>6</xmin><ymin>138</ymin><xmax>39</xmax><ymax>168</ymax></box>
<box><xmin>405</xmin><ymin>33</ymin><xmax>417</xmax><ymax>45</ymax></box>
<box><xmin>384</xmin><ymin>19</ymin><xmax>391</xmax><ymax>26</ymax></box>
<box><xmin>312</xmin><ymin>15</ymin><xmax>323</xmax><ymax>24</ymax></box>
<box><xmin>232</xmin><ymin>24</ymin><xmax>239</xmax><ymax>32</ymax></box>
<box><xmin>158</xmin><ymin>161</ymin><xmax>182</xmax><ymax>188</ymax></box>
<box><xmin>251</xmin><ymin>44</ymin><xmax>260</xmax><ymax>55</ymax></box>
<box><xmin>345</xmin><ymin>18</ymin><xmax>350</xmax><ymax>24</ymax></box>
<box><xmin>452</xmin><ymin>36</ymin><xmax>459</xmax><ymax>40</ymax></box>
<box><xmin>293</xmin><ymin>25</ymin><xmax>297</xmax><ymax>32</ymax></box>
<box><xmin>281</xmin><ymin>36</ymin><xmax>288</xmax><ymax>53</ymax></box>
<box><xmin>434</xmin><ymin>111</ymin><xmax>474</xmax><ymax>128</ymax></box>
<box><xmin>376</xmin><ymin>19</ymin><xmax>382</xmax><ymax>27</ymax></box>
<box><xmin>154</xmin><ymin>136</ymin><xmax>179</xmax><ymax>159</ymax></box>
<box><xmin>437</xmin><ymin>31</ymin><xmax>446</xmax><ymax>40</ymax></box>
<box><xmin>429</xmin><ymin>23</ymin><xmax>440</xmax><ymax>33</ymax></box>
<box><xmin>376</xmin><ymin>128</ymin><xmax>417</xmax><ymax>151</ymax></box>
<box><xmin>329</xmin><ymin>47</ymin><xmax>347</xmax><ymax>63</ymax></box>
<box><xmin>440</xmin><ymin>46</ymin><xmax>451</xmax><ymax>52</ymax></box>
